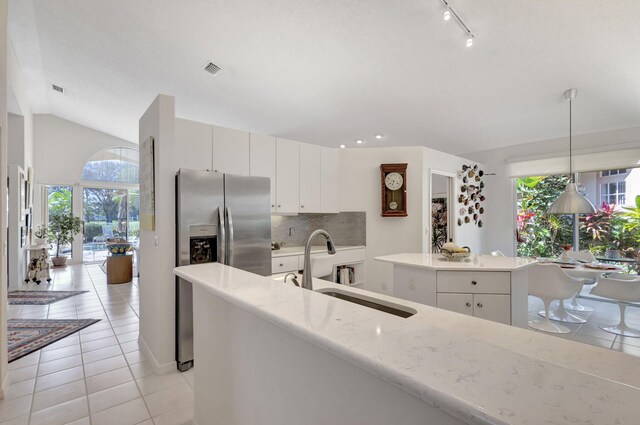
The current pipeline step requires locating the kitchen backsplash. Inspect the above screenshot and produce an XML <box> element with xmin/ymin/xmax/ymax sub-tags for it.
<box><xmin>271</xmin><ymin>212</ymin><xmax>366</xmax><ymax>247</ymax></box>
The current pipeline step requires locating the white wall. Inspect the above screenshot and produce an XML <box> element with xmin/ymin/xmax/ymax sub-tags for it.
<box><xmin>466</xmin><ymin>128</ymin><xmax>640</xmax><ymax>256</ymax></box>
<box><xmin>138</xmin><ymin>94</ymin><xmax>177</xmax><ymax>375</ymax></box>
<box><xmin>32</xmin><ymin>114</ymin><xmax>136</xmax><ymax>227</ymax></box>
<box><xmin>340</xmin><ymin>147</ymin><xmax>484</xmax><ymax>295</ymax></box>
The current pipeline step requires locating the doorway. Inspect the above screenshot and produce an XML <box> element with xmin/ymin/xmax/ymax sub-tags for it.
<box><xmin>82</xmin><ymin>187</ymin><xmax>140</xmax><ymax>263</ymax></box>
<box><xmin>430</xmin><ymin>171</ymin><xmax>455</xmax><ymax>253</ymax></box>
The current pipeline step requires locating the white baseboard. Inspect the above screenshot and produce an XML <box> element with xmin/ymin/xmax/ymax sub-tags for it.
<box><xmin>139</xmin><ymin>336</ymin><xmax>175</xmax><ymax>375</ymax></box>
<box><xmin>0</xmin><ymin>371</ymin><xmax>9</xmax><ymax>400</ymax></box>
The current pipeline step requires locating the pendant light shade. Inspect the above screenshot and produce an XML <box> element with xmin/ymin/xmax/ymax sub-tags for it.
<box><xmin>547</xmin><ymin>182</ymin><xmax>595</xmax><ymax>214</ymax></box>
<box><xmin>547</xmin><ymin>89</ymin><xmax>596</xmax><ymax>215</ymax></box>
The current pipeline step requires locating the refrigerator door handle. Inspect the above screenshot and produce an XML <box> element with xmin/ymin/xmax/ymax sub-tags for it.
<box><xmin>226</xmin><ymin>206</ymin><xmax>234</xmax><ymax>266</ymax></box>
<box><xmin>218</xmin><ymin>207</ymin><xmax>226</xmax><ymax>265</ymax></box>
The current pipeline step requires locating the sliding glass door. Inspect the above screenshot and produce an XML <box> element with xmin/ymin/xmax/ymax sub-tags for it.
<box><xmin>46</xmin><ymin>185</ymin><xmax>74</xmax><ymax>259</ymax></box>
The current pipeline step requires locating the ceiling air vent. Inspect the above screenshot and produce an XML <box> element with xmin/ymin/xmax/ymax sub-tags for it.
<box><xmin>52</xmin><ymin>84</ymin><xmax>64</xmax><ymax>93</ymax></box>
<box><xmin>203</xmin><ymin>62</ymin><xmax>222</xmax><ymax>76</ymax></box>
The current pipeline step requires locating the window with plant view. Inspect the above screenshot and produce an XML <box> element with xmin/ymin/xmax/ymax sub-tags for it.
<box><xmin>516</xmin><ymin>169</ymin><xmax>640</xmax><ymax>273</ymax></box>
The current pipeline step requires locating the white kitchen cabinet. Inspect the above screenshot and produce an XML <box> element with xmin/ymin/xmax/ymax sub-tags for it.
<box><xmin>436</xmin><ymin>293</ymin><xmax>474</xmax><ymax>316</ymax></box>
<box><xmin>389</xmin><ymin>263</ymin><xmax>521</xmax><ymax>326</ymax></box>
<box><xmin>299</xmin><ymin>143</ymin><xmax>322</xmax><ymax>213</ymax></box>
<box><xmin>321</xmin><ymin>147</ymin><xmax>340</xmax><ymax>213</ymax></box>
<box><xmin>436</xmin><ymin>293</ymin><xmax>510</xmax><ymax>324</ymax></box>
<box><xmin>250</xmin><ymin>134</ymin><xmax>276</xmax><ymax>212</ymax></box>
<box><xmin>473</xmin><ymin>294</ymin><xmax>511</xmax><ymax>324</ymax></box>
<box><xmin>212</xmin><ymin>125</ymin><xmax>250</xmax><ymax>175</ymax></box>
<box><xmin>275</xmin><ymin>139</ymin><xmax>300</xmax><ymax>214</ymax></box>
<box><xmin>174</xmin><ymin>118</ymin><xmax>213</xmax><ymax>171</ymax></box>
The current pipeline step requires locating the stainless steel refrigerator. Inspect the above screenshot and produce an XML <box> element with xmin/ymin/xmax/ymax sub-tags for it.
<box><xmin>175</xmin><ymin>169</ymin><xmax>271</xmax><ymax>371</ymax></box>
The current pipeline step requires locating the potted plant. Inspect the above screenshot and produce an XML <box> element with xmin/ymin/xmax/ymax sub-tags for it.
<box><xmin>33</xmin><ymin>225</ymin><xmax>48</xmax><ymax>245</ymax></box>
<box><xmin>48</xmin><ymin>212</ymin><xmax>83</xmax><ymax>266</ymax></box>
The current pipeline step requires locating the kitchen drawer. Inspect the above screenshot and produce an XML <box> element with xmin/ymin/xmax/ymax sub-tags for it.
<box><xmin>436</xmin><ymin>271</ymin><xmax>510</xmax><ymax>294</ymax></box>
<box><xmin>272</xmin><ymin>256</ymin><xmax>299</xmax><ymax>274</ymax></box>
<box><xmin>437</xmin><ymin>293</ymin><xmax>474</xmax><ymax>316</ymax></box>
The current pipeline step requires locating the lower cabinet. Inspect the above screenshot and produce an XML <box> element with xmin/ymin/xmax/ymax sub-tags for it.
<box><xmin>437</xmin><ymin>293</ymin><xmax>511</xmax><ymax>324</ymax></box>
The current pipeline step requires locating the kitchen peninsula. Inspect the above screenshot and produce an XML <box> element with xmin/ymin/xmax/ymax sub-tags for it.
<box><xmin>375</xmin><ymin>254</ymin><xmax>538</xmax><ymax>327</ymax></box>
<box><xmin>174</xmin><ymin>262</ymin><xmax>640</xmax><ymax>425</ymax></box>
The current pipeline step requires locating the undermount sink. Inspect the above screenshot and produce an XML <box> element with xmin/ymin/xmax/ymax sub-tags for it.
<box><xmin>316</xmin><ymin>288</ymin><xmax>416</xmax><ymax>318</ymax></box>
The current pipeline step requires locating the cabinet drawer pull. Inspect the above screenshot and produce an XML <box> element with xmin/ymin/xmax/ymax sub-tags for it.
<box><xmin>471</xmin><ymin>280</ymin><xmax>477</xmax><ymax>285</ymax></box>
<box><xmin>465</xmin><ymin>302</ymin><xmax>471</xmax><ymax>307</ymax></box>
<box><xmin>271</xmin><ymin>204</ymin><xmax>275</xmax><ymax>208</ymax></box>
<box><xmin>278</xmin><ymin>205</ymin><xmax>282</xmax><ymax>208</ymax></box>
<box><xmin>301</xmin><ymin>205</ymin><xmax>304</xmax><ymax>208</ymax></box>
<box><xmin>476</xmin><ymin>302</ymin><xmax>483</xmax><ymax>308</ymax></box>
<box><xmin>279</xmin><ymin>263</ymin><xmax>284</xmax><ymax>267</ymax></box>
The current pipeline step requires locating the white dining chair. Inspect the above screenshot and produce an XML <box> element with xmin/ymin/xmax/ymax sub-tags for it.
<box><xmin>590</xmin><ymin>274</ymin><xmax>640</xmax><ymax>337</ymax></box>
<box><xmin>562</xmin><ymin>250</ymin><xmax>598</xmax><ymax>312</ymax></box>
<box><xmin>529</xmin><ymin>264</ymin><xmax>587</xmax><ymax>333</ymax></box>
<box><xmin>490</xmin><ymin>250</ymin><xmax>506</xmax><ymax>257</ymax></box>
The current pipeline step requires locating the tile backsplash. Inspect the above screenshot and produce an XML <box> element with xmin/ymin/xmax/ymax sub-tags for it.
<box><xmin>271</xmin><ymin>212</ymin><xmax>366</xmax><ymax>247</ymax></box>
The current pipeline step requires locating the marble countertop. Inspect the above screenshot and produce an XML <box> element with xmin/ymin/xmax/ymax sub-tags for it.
<box><xmin>272</xmin><ymin>245</ymin><xmax>365</xmax><ymax>258</ymax></box>
<box><xmin>375</xmin><ymin>253</ymin><xmax>538</xmax><ymax>271</ymax></box>
<box><xmin>174</xmin><ymin>263</ymin><xmax>640</xmax><ymax>425</ymax></box>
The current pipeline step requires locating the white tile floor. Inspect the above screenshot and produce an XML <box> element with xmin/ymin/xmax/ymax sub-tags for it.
<box><xmin>528</xmin><ymin>287</ymin><xmax>640</xmax><ymax>357</ymax></box>
<box><xmin>1</xmin><ymin>264</ymin><xmax>194</xmax><ymax>425</ymax></box>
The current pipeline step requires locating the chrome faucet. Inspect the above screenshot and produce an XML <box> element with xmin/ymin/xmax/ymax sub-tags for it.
<box><xmin>301</xmin><ymin>229</ymin><xmax>336</xmax><ymax>290</ymax></box>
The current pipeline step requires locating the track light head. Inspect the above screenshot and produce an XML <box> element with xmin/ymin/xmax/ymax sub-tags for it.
<box><xmin>443</xmin><ymin>9</ymin><xmax>451</xmax><ymax>21</ymax></box>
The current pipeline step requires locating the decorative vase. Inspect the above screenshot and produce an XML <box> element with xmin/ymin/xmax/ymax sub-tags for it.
<box><xmin>34</xmin><ymin>237</ymin><xmax>47</xmax><ymax>246</ymax></box>
<box><xmin>51</xmin><ymin>256</ymin><xmax>67</xmax><ymax>267</ymax></box>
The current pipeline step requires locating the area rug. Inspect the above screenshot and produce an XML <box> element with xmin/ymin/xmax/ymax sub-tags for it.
<box><xmin>8</xmin><ymin>319</ymin><xmax>101</xmax><ymax>362</ymax></box>
<box><xmin>8</xmin><ymin>290</ymin><xmax>88</xmax><ymax>305</ymax></box>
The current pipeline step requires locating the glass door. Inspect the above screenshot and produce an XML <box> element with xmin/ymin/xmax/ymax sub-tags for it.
<box><xmin>82</xmin><ymin>188</ymin><xmax>128</xmax><ymax>263</ymax></box>
<box><xmin>46</xmin><ymin>185</ymin><xmax>74</xmax><ymax>259</ymax></box>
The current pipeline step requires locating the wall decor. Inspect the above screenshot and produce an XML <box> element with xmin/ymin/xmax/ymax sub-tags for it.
<box><xmin>139</xmin><ymin>136</ymin><xmax>156</xmax><ymax>230</ymax></box>
<box><xmin>380</xmin><ymin>163</ymin><xmax>408</xmax><ymax>217</ymax></box>
<box><xmin>456</xmin><ymin>163</ymin><xmax>486</xmax><ymax>227</ymax></box>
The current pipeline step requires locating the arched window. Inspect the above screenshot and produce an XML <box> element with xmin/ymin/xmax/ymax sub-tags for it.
<box><xmin>82</xmin><ymin>147</ymin><xmax>139</xmax><ymax>184</ymax></box>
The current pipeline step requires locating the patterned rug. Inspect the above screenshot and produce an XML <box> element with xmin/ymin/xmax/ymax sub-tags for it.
<box><xmin>8</xmin><ymin>319</ymin><xmax>101</xmax><ymax>362</ymax></box>
<box><xmin>8</xmin><ymin>290</ymin><xmax>88</xmax><ymax>305</ymax></box>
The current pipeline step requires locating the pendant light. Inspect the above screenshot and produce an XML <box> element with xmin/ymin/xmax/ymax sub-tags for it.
<box><xmin>547</xmin><ymin>89</ymin><xmax>596</xmax><ymax>215</ymax></box>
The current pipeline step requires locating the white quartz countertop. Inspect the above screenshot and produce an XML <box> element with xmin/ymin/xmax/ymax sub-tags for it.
<box><xmin>174</xmin><ymin>263</ymin><xmax>640</xmax><ymax>425</ymax></box>
<box><xmin>272</xmin><ymin>245</ymin><xmax>364</xmax><ymax>257</ymax></box>
<box><xmin>375</xmin><ymin>253</ymin><xmax>538</xmax><ymax>271</ymax></box>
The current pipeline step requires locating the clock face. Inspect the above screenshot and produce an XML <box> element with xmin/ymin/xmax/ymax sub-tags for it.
<box><xmin>389</xmin><ymin>201</ymin><xmax>398</xmax><ymax>210</ymax></box>
<box><xmin>385</xmin><ymin>172</ymin><xmax>404</xmax><ymax>190</ymax></box>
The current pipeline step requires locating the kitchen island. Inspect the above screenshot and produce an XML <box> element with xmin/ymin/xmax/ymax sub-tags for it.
<box><xmin>375</xmin><ymin>254</ymin><xmax>538</xmax><ymax>327</ymax></box>
<box><xmin>174</xmin><ymin>262</ymin><xmax>640</xmax><ymax>425</ymax></box>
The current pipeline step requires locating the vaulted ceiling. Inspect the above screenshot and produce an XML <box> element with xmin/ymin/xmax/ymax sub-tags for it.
<box><xmin>8</xmin><ymin>0</ymin><xmax>640</xmax><ymax>153</ymax></box>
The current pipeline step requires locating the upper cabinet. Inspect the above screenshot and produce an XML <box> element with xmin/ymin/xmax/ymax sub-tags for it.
<box><xmin>321</xmin><ymin>147</ymin><xmax>340</xmax><ymax>213</ymax></box>
<box><xmin>212</xmin><ymin>125</ymin><xmax>250</xmax><ymax>175</ymax></box>
<box><xmin>249</xmin><ymin>134</ymin><xmax>277</xmax><ymax>212</ymax></box>
<box><xmin>299</xmin><ymin>143</ymin><xmax>322</xmax><ymax>213</ymax></box>
<box><xmin>174</xmin><ymin>119</ymin><xmax>341</xmax><ymax>215</ymax></box>
<box><xmin>275</xmin><ymin>139</ymin><xmax>300</xmax><ymax>214</ymax></box>
<box><xmin>174</xmin><ymin>118</ymin><xmax>213</xmax><ymax>171</ymax></box>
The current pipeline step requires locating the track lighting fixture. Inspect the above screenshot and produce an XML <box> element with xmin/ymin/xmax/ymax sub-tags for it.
<box><xmin>440</xmin><ymin>0</ymin><xmax>476</xmax><ymax>48</ymax></box>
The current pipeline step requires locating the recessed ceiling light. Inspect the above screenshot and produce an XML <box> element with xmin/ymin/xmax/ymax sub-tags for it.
<box><xmin>375</xmin><ymin>134</ymin><xmax>383</xmax><ymax>139</ymax></box>
<box><xmin>466</xmin><ymin>34</ymin><xmax>474</xmax><ymax>48</ymax></box>
<box><xmin>339</xmin><ymin>144</ymin><xmax>346</xmax><ymax>149</ymax></box>
<box><xmin>52</xmin><ymin>84</ymin><xmax>64</xmax><ymax>93</ymax></box>
<box><xmin>203</xmin><ymin>62</ymin><xmax>222</xmax><ymax>76</ymax></box>
<box><xmin>356</xmin><ymin>139</ymin><xmax>364</xmax><ymax>144</ymax></box>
